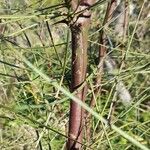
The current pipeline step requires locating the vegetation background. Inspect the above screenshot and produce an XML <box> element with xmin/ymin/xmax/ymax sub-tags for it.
<box><xmin>0</xmin><ymin>0</ymin><xmax>149</xmax><ymax>149</ymax></box>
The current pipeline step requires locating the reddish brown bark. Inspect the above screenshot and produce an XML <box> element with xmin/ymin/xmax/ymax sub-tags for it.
<box><xmin>67</xmin><ymin>0</ymin><xmax>95</xmax><ymax>149</ymax></box>
<box><xmin>86</xmin><ymin>0</ymin><xmax>118</xmax><ymax>142</ymax></box>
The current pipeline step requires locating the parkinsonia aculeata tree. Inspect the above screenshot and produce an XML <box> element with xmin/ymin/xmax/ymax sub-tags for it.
<box><xmin>66</xmin><ymin>0</ymin><xmax>132</xmax><ymax>149</ymax></box>
<box><xmin>65</xmin><ymin>0</ymin><xmax>95</xmax><ymax>149</ymax></box>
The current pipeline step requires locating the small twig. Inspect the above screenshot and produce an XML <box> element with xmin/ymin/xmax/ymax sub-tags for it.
<box><xmin>85</xmin><ymin>0</ymin><xmax>117</xmax><ymax>142</ymax></box>
<box><xmin>36</xmin><ymin>130</ymin><xmax>43</xmax><ymax>150</ymax></box>
<box><xmin>46</xmin><ymin>21</ymin><xmax>63</xmax><ymax>67</ymax></box>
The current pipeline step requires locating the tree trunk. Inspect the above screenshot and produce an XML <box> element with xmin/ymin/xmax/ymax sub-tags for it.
<box><xmin>67</xmin><ymin>0</ymin><xmax>94</xmax><ymax>149</ymax></box>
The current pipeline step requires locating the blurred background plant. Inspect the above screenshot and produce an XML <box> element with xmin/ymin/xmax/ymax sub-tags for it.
<box><xmin>0</xmin><ymin>0</ymin><xmax>149</xmax><ymax>149</ymax></box>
